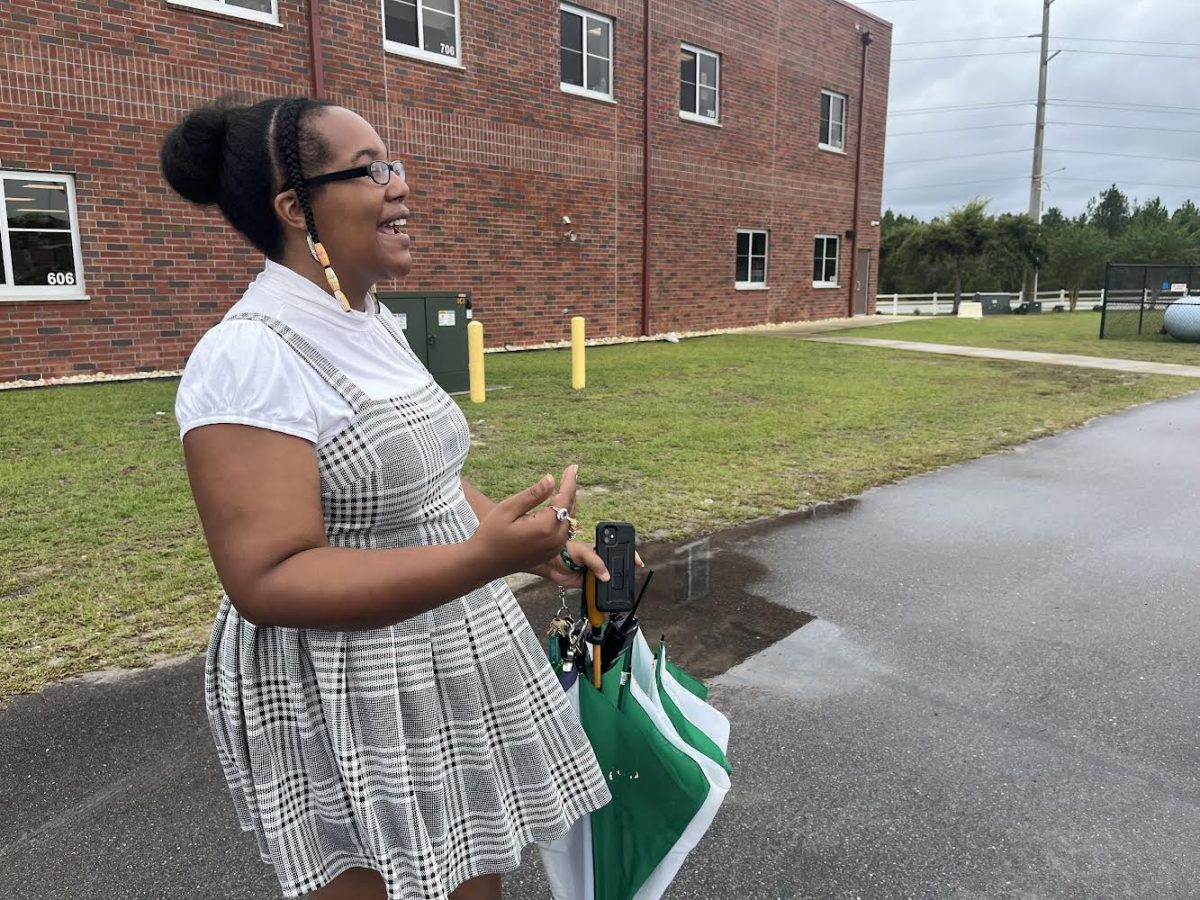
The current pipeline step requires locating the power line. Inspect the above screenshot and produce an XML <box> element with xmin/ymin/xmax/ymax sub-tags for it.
<box><xmin>894</xmin><ymin>50</ymin><xmax>1038</xmax><ymax>62</ymax></box>
<box><xmin>889</xmin><ymin>120</ymin><xmax>1200</xmax><ymax>138</ymax></box>
<box><xmin>885</xmin><ymin>175</ymin><xmax>1030</xmax><ymax>192</ymax></box>
<box><xmin>1046</xmin><ymin>147</ymin><xmax>1200</xmax><ymax>164</ymax></box>
<box><xmin>1056</xmin><ymin>36</ymin><xmax>1200</xmax><ymax>48</ymax></box>
<box><xmin>893</xmin><ymin>35</ymin><xmax>1029</xmax><ymax>46</ymax></box>
<box><xmin>1062</xmin><ymin>49</ymin><xmax>1200</xmax><ymax>59</ymax></box>
<box><xmin>890</xmin><ymin>146</ymin><xmax>1200</xmax><ymax>167</ymax></box>
<box><xmin>888</xmin><ymin>122</ymin><xmax>1033</xmax><ymax>137</ymax></box>
<box><xmin>1048</xmin><ymin>120</ymin><xmax>1200</xmax><ymax>136</ymax></box>
<box><xmin>893</xmin><ymin>49</ymin><xmax>1200</xmax><ymax>63</ymax></box>
<box><xmin>893</xmin><ymin>35</ymin><xmax>1200</xmax><ymax>48</ymax></box>
<box><xmin>885</xmin><ymin>174</ymin><xmax>1200</xmax><ymax>194</ymax></box>
<box><xmin>1048</xmin><ymin>99</ymin><xmax>1200</xmax><ymax>117</ymax></box>
<box><xmin>1053</xmin><ymin>176</ymin><xmax>1200</xmax><ymax>190</ymax></box>
<box><xmin>1050</xmin><ymin>98</ymin><xmax>1200</xmax><ymax>113</ymax></box>
<box><xmin>887</xmin><ymin>148</ymin><xmax>1033</xmax><ymax>166</ymax></box>
<box><xmin>889</xmin><ymin>100</ymin><xmax>1033</xmax><ymax>117</ymax></box>
<box><xmin>892</xmin><ymin>99</ymin><xmax>1200</xmax><ymax>119</ymax></box>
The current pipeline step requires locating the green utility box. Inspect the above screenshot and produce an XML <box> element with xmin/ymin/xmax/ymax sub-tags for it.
<box><xmin>377</xmin><ymin>291</ymin><xmax>472</xmax><ymax>394</ymax></box>
<box><xmin>974</xmin><ymin>293</ymin><xmax>1013</xmax><ymax>315</ymax></box>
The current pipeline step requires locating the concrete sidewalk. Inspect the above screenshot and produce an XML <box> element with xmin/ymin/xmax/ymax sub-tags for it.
<box><xmin>803</xmin><ymin>334</ymin><xmax>1200</xmax><ymax>378</ymax></box>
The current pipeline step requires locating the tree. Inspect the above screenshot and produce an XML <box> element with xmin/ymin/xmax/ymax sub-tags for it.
<box><xmin>880</xmin><ymin>190</ymin><xmax>1196</xmax><ymax>300</ymax></box>
<box><xmin>1087</xmin><ymin>185</ymin><xmax>1131</xmax><ymax>238</ymax></box>
<box><xmin>1172</xmin><ymin>200</ymin><xmax>1200</xmax><ymax>233</ymax></box>
<box><xmin>1131</xmin><ymin>197</ymin><xmax>1170</xmax><ymax>228</ymax></box>
<box><xmin>897</xmin><ymin>199</ymin><xmax>992</xmax><ymax>311</ymax></box>
<box><xmin>878</xmin><ymin>209</ymin><xmax>922</xmax><ymax>294</ymax></box>
<box><xmin>988</xmin><ymin>213</ymin><xmax>1046</xmax><ymax>294</ymax></box>
<box><xmin>1046</xmin><ymin>222</ymin><xmax>1110</xmax><ymax>311</ymax></box>
<box><xmin>1042</xmin><ymin>206</ymin><xmax>1067</xmax><ymax>229</ymax></box>
<box><xmin>1116</xmin><ymin>219</ymin><xmax>1200</xmax><ymax>265</ymax></box>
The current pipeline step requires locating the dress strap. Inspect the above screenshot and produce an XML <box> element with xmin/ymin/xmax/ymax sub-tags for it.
<box><xmin>228</xmin><ymin>312</ymin><xmax>370</xmax><ymax>411</ymax></box>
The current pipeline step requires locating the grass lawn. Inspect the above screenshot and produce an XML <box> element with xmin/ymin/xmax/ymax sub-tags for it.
<box><xmin>834</xmin><ymin>313</ymin><xmax>1200</xmax><ymax>366</ymax></box>
<box><xmin>2</xmin><ymin>334</ymin><xmax>1196</xmax><ymax>700</ymax></box>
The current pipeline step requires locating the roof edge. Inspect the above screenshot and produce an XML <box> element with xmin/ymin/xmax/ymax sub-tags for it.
<box><xmin>825</xmin><ymin>0</ymin><xmax>893</xmax><ymax>30</ymax></box>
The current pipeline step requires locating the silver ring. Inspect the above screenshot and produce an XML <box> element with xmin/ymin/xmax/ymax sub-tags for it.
<box><xmin>551</xmin><ymin>506</ymin><xmax>580</xmax><ymax>539</ymax></box>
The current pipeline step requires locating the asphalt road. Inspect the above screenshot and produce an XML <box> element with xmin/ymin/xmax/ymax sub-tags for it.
<box><xmin>4</xmin><ymin>391</ymin><xmax>1199</xmax><ymax>899</ymax></box>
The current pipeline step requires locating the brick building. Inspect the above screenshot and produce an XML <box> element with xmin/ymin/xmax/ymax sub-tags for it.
<box><xmin>0</xmin><ymin>0</ymin><xmax>890</xmax><ymax>383</ymax></box>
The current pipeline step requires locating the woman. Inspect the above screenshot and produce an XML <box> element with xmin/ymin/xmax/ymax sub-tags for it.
<box><xmin>163</xmin><ymin>97</ymin><xmax>612</xmax><ymax>899</ymax></box>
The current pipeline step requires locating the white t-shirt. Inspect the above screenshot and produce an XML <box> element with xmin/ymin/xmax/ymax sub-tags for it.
<box><xmin>175</xmin><ymin>260</ymin><xmax>432</xmax><ymax>445</ymax></box>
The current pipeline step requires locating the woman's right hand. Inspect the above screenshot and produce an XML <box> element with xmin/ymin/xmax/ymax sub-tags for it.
<box><xmin>469</xmin><ymin>466</ymin><xmax>579</xmax><ymax>579</ymax></box>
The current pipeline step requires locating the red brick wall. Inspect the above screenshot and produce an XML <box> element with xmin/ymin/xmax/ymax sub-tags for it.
<box><xmin>0</xmin><ymin>0</ymin><xmax>890</xmax><ymax>382</ymax></box>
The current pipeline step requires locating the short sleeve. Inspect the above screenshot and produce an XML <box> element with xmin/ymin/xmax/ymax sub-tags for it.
<box><xmin>175</xmin><ymin>320</ymin><xmax>320</xmax><ymax>442</ymax></box>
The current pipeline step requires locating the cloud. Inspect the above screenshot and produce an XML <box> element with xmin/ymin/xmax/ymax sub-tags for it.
<box><xmin>872</xmin><ymin>0</ymin><xmax>1200</xmax><ymax>220</ymax></box>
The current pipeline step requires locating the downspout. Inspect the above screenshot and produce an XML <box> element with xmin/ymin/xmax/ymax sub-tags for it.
<box><xmin>640</xmin><ymin>0</ymin><xmax>651</xmax><ymax>336</ymax></box>
<box><xmin>847</xmin><ymin>28</ymin><xmax>871</xmax><ymax>316</ymax></box>
<box><xmin>308</xmin><ymin>0</ymin><xmax>327</xmax><ymax>98</ymax></box>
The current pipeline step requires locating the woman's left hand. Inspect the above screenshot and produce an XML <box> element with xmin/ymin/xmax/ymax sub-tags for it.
<box><xmin>528</xmin><ymin>541</ymin><xmax>644</xmax><ymax>588</ymax></box>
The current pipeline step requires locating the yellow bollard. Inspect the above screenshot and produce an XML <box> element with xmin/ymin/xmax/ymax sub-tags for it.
<box><xmin>468</xmin><ymin>320</ymin><xmax>486</xmax><ymax>403</ymax></box>
<box><xmin>571</xmin><ymin>316</ymin><xmax>586</xmax><ymax>390</ymax></box>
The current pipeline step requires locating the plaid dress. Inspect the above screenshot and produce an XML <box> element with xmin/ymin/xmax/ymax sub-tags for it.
<box><xmin>204</xmin><ymin>312</ymin><xmax>610</xmax><ymax>899</ymax></box>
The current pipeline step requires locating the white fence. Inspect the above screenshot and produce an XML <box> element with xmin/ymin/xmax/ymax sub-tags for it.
<box><xmin>877</xmin><ymin>289</ymin><xmax>1107</xmax><ymax>316</ymax></box>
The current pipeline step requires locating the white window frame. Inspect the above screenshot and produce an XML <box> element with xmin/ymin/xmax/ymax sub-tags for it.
<box><xmin>166</xmin><ymin>0</ymin><xmax>280</xmax><ymax>27</ymax></box>
<box><xmin>735</xmin><ymin>228</ymin><xmax>769</xmax><ymax>290</ymax></box>
<box><xmin>560</xmin><ymin>3</ymin><xmax>615</xmax><ymax>102</ymax></box>
<box><xmin>382</xmin><ymin>0</ymin><xmax>464</xmax><ymax>68</ymax></box>
<box><xmin>813</xmin><ymin>234</ymin><xmax>840</xmax><ymax>288</ymax></box>
<box><xmin>680</xmin><ymin>43</ymin><xmax>720</xmax><ymax>126</ymax></box>
<box><xmin>819</xmin><ymin>89</ymin><xmax>848</xmax><ymax>153</ymax></box>
<box><xmin>0</xmin><ymin>171</ymin><xmax>88</xmax><ymax>303</ymax></box>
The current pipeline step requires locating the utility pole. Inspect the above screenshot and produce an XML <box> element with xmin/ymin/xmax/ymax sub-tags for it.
<box><xmin>1023</xmin><ymin>0</ymin><xmax>1060</xmax><ymax>305</ymax></box>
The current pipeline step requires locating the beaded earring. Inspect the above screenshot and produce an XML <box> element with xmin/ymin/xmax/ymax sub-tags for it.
<box><xmin>307</xmin><ymin>233</ymin><xmax>352</xmax><ymax>313</ymax></box>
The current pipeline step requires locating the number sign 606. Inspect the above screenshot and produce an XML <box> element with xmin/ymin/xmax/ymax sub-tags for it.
<box><xmin>47</xmin><ymin>272</ymin><xmax>76</xmax><ymax>286</ymax></box>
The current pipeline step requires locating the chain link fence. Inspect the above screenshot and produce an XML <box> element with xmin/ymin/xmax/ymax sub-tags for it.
<box><xmin>1100</xmin><ymin>263</ymin><xmax>1200</xmax><ymax>340</ymax></box>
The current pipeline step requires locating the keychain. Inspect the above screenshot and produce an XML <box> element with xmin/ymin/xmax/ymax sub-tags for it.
<box><xmin>548</xmin><ymin>586</ymin><xmax>574</xmax><ymax>637</ymax></box>
<box><xmin>548</xmin><ymin>586</ymin><xmax>576</xmax><ymax>672</ymax></box>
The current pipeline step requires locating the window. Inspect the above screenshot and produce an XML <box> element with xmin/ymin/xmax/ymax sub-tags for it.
<box><xmin>736</xmin><ymin>229</ymin><xmax>768</xmax><ymax>289</ymax></box>
<box><xmin>383</xmin><ymin>0</ymin><xmax>461</xmax><ymax>66</ymax></box>
<box><xmin>680</xmin><ymin>44</ymin><xmax>719</xmax><ymax>123</ymax></box>
<box><xmin>167</xmin><ymin>0</ymin><xmax>278</xmax><ymax>26</ymax></box>
<box><xmin>0</xmin><ymin>172</ymin><xmax>86</xmax><ymax>301</ymax></box>
<box><xmin>819</xmin><ymin>90</ymin><xmax>847</xmax><ymax>152</ymax></box>
<box><xmin>813</xmin><ymin>235</ymin><xmax>840</xmax><ymax>287</ymax></box>
<box><xmin>561</xmin><ymin>4</ymin><xmax>613</xmax><ymax>100</ymax></box>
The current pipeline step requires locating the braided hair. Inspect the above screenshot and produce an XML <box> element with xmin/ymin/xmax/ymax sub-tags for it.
<box><xmin>160</xmin><ymin>95</ymin><xmax>333</xmax><ymax>259</ymax></box>
<box><xmin>273</xmin><ymin>97</ymin><xmax>326</xmax><ymax>254</ymax></box>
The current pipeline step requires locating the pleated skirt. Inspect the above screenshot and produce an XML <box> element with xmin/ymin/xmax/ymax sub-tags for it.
<box><xmin>205</xmin><ymin>580</ymin><xmax>610</xmax><ymax>899</ymax></box>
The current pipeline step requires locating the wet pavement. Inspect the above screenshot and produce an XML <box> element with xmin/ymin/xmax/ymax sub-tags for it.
<box><xmin>4</xmin><ymin>390</ymin><xmax>1200</xmax><ymax>898</ymax></box>
<box><xmin>516</xmin><ymin>530</ymin><xmax>816</xmax><ymax>680</ymax></box>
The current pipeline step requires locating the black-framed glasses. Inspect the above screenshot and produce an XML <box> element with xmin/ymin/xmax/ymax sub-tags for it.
<box><xmin>303</xmin><ymin>160</ymin><xmax>406</xmax><ymax>188</ymax></box>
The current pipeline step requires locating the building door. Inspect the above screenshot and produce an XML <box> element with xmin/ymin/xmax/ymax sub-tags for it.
<box><xmin>854</xmin><ymin>248</ymin><xmax>872</xmax><ymax>315</ymax></box>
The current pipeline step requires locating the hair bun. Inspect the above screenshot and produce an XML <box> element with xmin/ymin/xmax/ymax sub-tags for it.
<box><xmin>160</xmin><ymin>104</ymin><xmax>237</xmax><ymax>205</ymax></box>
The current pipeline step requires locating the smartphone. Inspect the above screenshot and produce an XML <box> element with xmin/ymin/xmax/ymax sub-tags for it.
<box><xmin>594</xmin><ymin>521</ymin><xmax>637</xmax><ymax>612</ymax></box>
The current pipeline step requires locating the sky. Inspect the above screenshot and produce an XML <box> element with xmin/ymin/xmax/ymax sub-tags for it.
<box><xmin>860</xmin><ymin>0</ymin><xmax>1200</xmax><ymax>221</ymax></box>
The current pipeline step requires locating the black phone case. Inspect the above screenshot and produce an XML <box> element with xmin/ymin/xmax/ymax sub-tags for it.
<box><xmin>594</xmin><ymin>521</ymin><xmax>637</xmax><ymax>612</ymax></box>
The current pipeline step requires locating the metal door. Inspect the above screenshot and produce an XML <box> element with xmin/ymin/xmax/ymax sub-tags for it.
<box><xmin>384</xmin><ymin>296</ymin><xmax>429</xmax><ymax>366</ymax></box>
<box><xmin>423</xmin><ymin>297</ymin><xmax>469</xmax><ymax>393</ymax></box>
<box><xmin>854</xmin><ymin>249</ymin><xmax>872</xmax><ymax>316</ymax></box>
